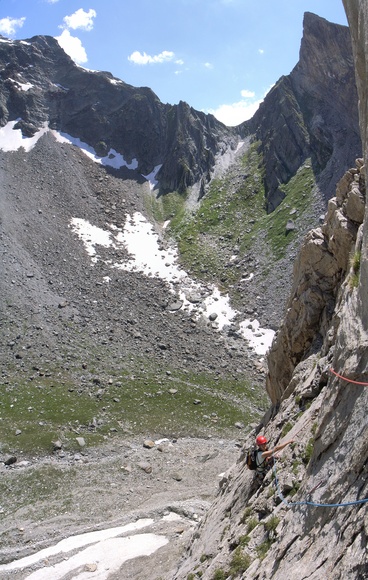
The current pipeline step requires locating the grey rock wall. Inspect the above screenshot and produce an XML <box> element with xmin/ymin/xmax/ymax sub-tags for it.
<box><xmin>173</xmin><ymin>3</ymin><xmax>368</xmax><ymax>578</ymax></box>
<box><xmin>244</xmin><ymin>12</ymin><xmax>361</xmax><ymax>213</ymax></box>
<box><xmin>266</xmin><ymin>159</ymin><xmax>365</xmax><ymax>404</ymax></box>
<box><xmin>343</xmin><ymin>0</ymin><xmax>368</xmax><ymax>332</ymax></box>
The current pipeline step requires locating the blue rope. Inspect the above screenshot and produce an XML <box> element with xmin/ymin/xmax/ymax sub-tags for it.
<box><xmin>272</xmin><ymin>463</ymin><xmax>368</xmax><ymax>509</ymax></box>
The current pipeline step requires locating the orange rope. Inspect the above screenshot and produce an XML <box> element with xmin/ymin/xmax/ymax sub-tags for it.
<box><xmin>330</xmin><ymin>367</ymin><xmax>368</xmax><ymax>386</ymax></box>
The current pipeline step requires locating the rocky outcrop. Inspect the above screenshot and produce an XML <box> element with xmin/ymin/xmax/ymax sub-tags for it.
<box><xmin>242</xmin><ymin>13</ymin><xmax>361</xmax><ymax>213</ymax></box>
<box><xmin>174</xmin><ymin>160</ymin><xmax>368</xmax><ymax>580</ymax></box>
<box><xmin>154</xmin><ymin>101</ymin><xmax>230</xmax><ymax>193</ymax></box>
<box><xmin>266</xmin><ymin>158</ymin><xmax>366</xmax><ymax>404</ymax></box>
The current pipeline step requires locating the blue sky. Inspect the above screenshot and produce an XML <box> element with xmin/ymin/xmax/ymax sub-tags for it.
<box><xmin>1</xmin><ymin>0</ymin><xmax>348</xmax><ymax>126</ymax></box>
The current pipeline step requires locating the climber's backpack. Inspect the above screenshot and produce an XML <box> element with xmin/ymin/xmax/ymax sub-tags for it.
<box><xmin>246</xmin><ymin>448</ymin><xmax>258</xmax><ymax>470</ymax></box>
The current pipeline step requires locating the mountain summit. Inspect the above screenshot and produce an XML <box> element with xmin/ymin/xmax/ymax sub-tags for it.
<box><xmin>243</xmin><ymin>12</ymin><xmax>361</xmax><ymax>212</ymax></box>
<box><xmin>0</xmin><ymin>33</ymin><xmax>236</xmax><ymax>194</ymax></box>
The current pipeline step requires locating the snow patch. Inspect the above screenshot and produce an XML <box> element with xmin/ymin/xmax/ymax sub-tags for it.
<box><xmin>0</xmin><ymin>120</ymin><xmax>48</xmax><ymax>152</ymax></box>
<box><xmin>69</xmin><ymin>212</ymin><xmax>275</xmax><ymax>351</ymax></box>
<box><xmin>239</xmin><ymin>319</ymin><xmax>275</xmax><ymax>355</ymax></box>
<box><xmin>51</xmin><ymin>130</ymin><xmax>139</xmax><ymax>170</ymax></box>
<box><xmin>69</xmin><ymin>218</ymin><xmax>112</xmax><ymax>262</ymax></box>
<box><xmin>0</xmin><ymin>121</ymin><xmax>160</xmax><ymax>189</ymax></box>
<box><xmin>9</xmin><ymin>78</ymin><xmax>33</xmax><ymax>91</ymax></box>
<box><xmin>142</xmin><ymin>164</ymin><xmax>162</xmax><ymax>190</ymax></box>
<box><xmin>0</xmin><ymin>520</ymin><xmax>168</xmax><ymax>580</ymax></box>
<box><xmin>53</xmin><ymin>83</ymin><xmax>69</xmax><ymax>91</ymax></box>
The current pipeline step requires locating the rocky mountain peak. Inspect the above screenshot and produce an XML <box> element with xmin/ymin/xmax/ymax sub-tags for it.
<box><xmin>0</xmin><ymin>34</ymin><xmax>237</xmax><ymax>194</ymax></box>
<box><xmin>244</xmin><ymin>12</ymin><xmax>361</xmax><ymax>213</ymax></box>
<box><xmin>298</xmin><ymin>12</ymin><xmax>354</xmax><ymax>85</ymax></box>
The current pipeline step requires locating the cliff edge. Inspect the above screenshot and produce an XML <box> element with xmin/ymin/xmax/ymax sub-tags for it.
<box><xmin>173</xmin><ymin>2</ymin><xmax>368</xmax><ymax>578</ymax></box>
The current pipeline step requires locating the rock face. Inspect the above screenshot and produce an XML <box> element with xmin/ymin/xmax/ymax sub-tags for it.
<box><xmin>343</xmin><ymin>0</ymin><xmax>368</xmax><ymax>331</ymax></box>
<box><xmin>266</xmin><ymin>158</ymin><xmax>365</xmax><ymax>404</ymax></box>
<box><xmin>173</xmin><ymin>3</ymin><xmax>368</xmax><ymax>578</ymax></box>
<box><xmin>0</xmin><ymin>35</ymin><xmax>237</xmax><ymax>194</ymax></box>
<box><xmin>243</xmin><ymin>12</ymin><xmax>361</xmax><ymax>213</ymax></box>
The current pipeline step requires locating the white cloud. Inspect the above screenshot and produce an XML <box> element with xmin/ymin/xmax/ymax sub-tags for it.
<box><xmin>61</xmin><ymin>8</ymin><xmax>96</xmax><ymax>31</ymax></box>
<box><xmin>258</xmin><ymin>48</ymin><xmax>264</xmax><ymax>55</ymax></box>
<box><xmin>55</xmin><ymin>8</ymin><xmax>94</xmax><ymax>65</ymax></box>
<box><xmin>240</xmin><ymin>89</ymin><xmax>255</xmax><ymax>98</ymax></box>
<box><xmin>209</xmin><ymin>101</ymin><xmax>261</xmax><ymax>126</ymax></box>
<box><xmin>207</xmin><ymin>89</ymin><xmax>265</xmax><ymax>126</ymax></box>
<box><xmin>204</xmin><ymin>62</ymin><xmax>213</xmax><ymax>69</ymax></box>
<box><xmin>0</xmin><ymin>17</ymin><xmax>26</xmax><ymax>37</ymax></box>
<box><xmin>55</xmin><ymin>29</ymin><xmax>88</xmax><ymax>64</ymax></box>
<box><xmin>128</xmin><ymin>50</ymin><xmax>175</xmax><ymax>65</ymax></box>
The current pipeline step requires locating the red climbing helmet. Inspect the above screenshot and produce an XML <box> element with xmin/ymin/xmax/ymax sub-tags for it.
<box><xmin>256</xmin><ymin>435</ymin><xmax>268</xmax><ymax>446</ymax></box>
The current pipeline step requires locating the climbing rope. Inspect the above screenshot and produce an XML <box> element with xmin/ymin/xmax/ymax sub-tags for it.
<box><xmin>329</xmin><ymin>368</ymin><xmax>368</xmax><ymax>386</ymax></box>
<box><xmin>272</xmin><ymin>461</ymin><xmax>368</xmax><ymax>509</ymax></box>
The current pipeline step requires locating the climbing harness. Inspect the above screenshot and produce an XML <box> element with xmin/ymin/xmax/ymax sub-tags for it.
<box><xmin>329</xmin><ymin>368</ymin><xmax>368</xmax><ymax>386</ymax></box>
<box><xmin>272</xmin><ymin>461</ymin><xmax>368</xmax><ymax>508</ymax></box>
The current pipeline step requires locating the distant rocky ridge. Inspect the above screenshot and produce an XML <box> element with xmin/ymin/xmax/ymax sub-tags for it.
<box><xmin>242</xmin><ymin>12</ymin><xmax>361</xmax><ymax>212</ymax></box>
<box><xmin>0</xmin><ymin>13</ymin><xmax>361</xmax><ymax>210</ymax></box>
<box><xmin>0</xmin><ymin>34</ymin><xmax>237</xmax><ymax>194</ymax></box>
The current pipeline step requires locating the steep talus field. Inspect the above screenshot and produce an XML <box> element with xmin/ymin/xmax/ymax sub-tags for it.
<box><xmin>0</xmin><ymin>133</ymin><xmax>268</xmax><ymax>452</ymax></box>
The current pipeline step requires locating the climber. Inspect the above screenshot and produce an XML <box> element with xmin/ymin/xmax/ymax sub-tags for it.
<box><xmin>254</xmin><ymin>435</ymin><xmax>295</xmax><ymax>484</ymax></box>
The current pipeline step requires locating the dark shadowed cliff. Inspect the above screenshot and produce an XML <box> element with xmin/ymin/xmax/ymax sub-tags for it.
<box><xmin>242</xmin><ymin>12</ymin><xmax>361</xmax><ymax>213</ymax></box>
<box><xmin>0</xmin><ymin>34</ymin><xmax>237</xmax><ymax>194</ymax></box>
